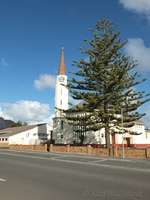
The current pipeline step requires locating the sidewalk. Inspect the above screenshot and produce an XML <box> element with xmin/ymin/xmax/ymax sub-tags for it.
<box><xmin>48</xmin><ymin>151</ymin><xmax>150</xmax><ymax>171</ymax></box>
<box><xmin>1</xmin><ymin>148</ymin><xmax>150</xmax><ymax>171</ymax></box>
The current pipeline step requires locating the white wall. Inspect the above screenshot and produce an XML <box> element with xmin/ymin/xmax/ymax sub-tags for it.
<box><xmin>53</xmin><ymin>116</ymin><xmax>108</xmax><ymax>145</ymax></box>
<box><xmin>53</xmin><ymin>117</ymin><xmax>73</xmax><ymax>144</ymax></box>
<box><xmin>9</xmin><ymin>124</ymin><xmax>53</xmax><ymax>145</ymax></box>
<box><xmin>9</xmin><ymin>127</ymin><xmax>38</xmax><ymax>145</ymax></box>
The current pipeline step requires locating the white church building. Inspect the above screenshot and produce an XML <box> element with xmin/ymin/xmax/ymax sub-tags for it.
<box><xmin>53</xmin><ymin>50</ymin><xmax>150</xmax><ymax>148</ymax></box>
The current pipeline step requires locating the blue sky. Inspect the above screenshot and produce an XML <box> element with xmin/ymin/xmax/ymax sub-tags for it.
<box><xmin>0</xmin><ymin>0</ymin><xmax>150</xmax><ymax>127</ymax></box>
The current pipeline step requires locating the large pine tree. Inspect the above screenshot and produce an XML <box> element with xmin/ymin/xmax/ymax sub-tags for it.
<box><xmin>65</xmin><ymin>19</ymin><xmax>150</xmax><ymax>148</ymax></box>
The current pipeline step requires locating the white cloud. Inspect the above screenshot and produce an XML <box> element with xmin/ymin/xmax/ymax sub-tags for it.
<box><xmin>124</xmin><ymin>38</ymin><xmax>150</xmax><ymax>71</ymax></box>
<box><xmin>34</xmin><ymin>74</ymin><xmax>56</xmax><ymax>91</ymax></box>
<box><xmin>119</xmin><ymin>0</ymin><xmax>150</xmax><ymax>22</ymax></box>
<box><xmin>0</xmin><ymin>106</ymin><xmax>12</xmax><ymax>120</ymax></box>
<box><xmin>0</xmin><ymin>100</ymin><xmax>54</xmax><ymax>125</ymax></box>
<box><xmin>43</xmin><ymin>114</ymin><xmax>55</xmax><ymax>126</ymax></box>
<box><xmin>1</xmin><ymin>58</ymin><xmax>9</xmax><ymax>67</ymax></box>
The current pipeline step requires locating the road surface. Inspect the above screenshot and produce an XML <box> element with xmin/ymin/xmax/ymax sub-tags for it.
<box><xmin>0</xmin><ymin>149</ymin><xmax>150</xmax><ymax>200</ymax></box>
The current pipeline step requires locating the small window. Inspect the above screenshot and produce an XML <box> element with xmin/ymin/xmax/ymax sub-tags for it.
<box><xmin>61</xmin><ymin>120</ymin><xmax>63</xmax><ymax>129</ymax></box>
<box><xmin>2</xmin><ymin>138</ymin><xmax>4</xmax><ymax>141</ymax></box>
<box><xmin>5</xmin><ymin>138</ymin><xmax>8</xmax><ymax>141</ymax></box>
<box><xmin>146</xmin><ymin>133</ymin><xmax>148</xmax><ymax>139</ymax></box>
<box><xmin>0</xmin><ymin>138</ymin><xmax>1</xmax><ymax>141</ymax></box>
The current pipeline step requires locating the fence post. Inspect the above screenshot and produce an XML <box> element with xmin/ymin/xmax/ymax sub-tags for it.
<box><xmin>50</xmin><ymin>144</ymin><xmax>53</xmax><ymax>152</ymax></box>
<box><xmin>87</xmin><ymin>145</ymin><xmax>91</xmax><ymax>155</ymax></box>
<box><xmin>45</xmin><ymin>144</ymin><xmax>47</xmax><ymax>152</ymax></box>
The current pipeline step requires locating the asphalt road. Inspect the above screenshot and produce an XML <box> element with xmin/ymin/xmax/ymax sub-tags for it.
<box><xmin>0</xmin><ymin>149</ymin><xmax>150</xmax><ymax>200</ymax></box>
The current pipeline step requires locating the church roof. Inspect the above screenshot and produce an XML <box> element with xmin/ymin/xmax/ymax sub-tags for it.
<box><xmin>58</xmin><ymin>49</ymin><xmax>66</xmax><ymax>75</ymax></box>
<box><xmin>0</xmin><ymin>124</ymin><xmax>37</xmax><ymax>137</ymax></box>
<box><xmin>0</xmin><ymin>123</ymin><xmax>47</xmax><ymax>137</ymax></box>
<box><xmin>68</xmin><ymin>101</ymin><xmax>87</xmax><ymax>111</ymax></box>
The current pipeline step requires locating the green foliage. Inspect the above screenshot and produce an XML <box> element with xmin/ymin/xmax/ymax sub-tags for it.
<box><xmin>65</xmin><ymin>19</ymin><xmax>150</xmax><ymax>148</ymax></box>
<box><xmin>9</xmin><ymin>120</ymin><xmax>28</xmax><ymax>127</ymax></box>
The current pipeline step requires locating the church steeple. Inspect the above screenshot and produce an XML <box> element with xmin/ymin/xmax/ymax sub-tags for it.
<box><xmin>58</xmin><ymin>48</ymin><xmax>66</xmax><ymax>75</ymax></box>
<box><xmin>55</xmin><ymin>48</ymin><xmax>68</xmax><ymax>117</ymax></box>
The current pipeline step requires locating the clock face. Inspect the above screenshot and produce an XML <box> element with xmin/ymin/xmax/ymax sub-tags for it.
<box><xmin>58</xmin><ymin>76</ymin><xmax>65</xmax><ymax>82</ymax></box>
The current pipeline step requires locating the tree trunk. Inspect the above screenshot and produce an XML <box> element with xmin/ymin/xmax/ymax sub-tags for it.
<box><xmin>105</xmin><ymin>125</ymin><xmax>110</xmax><ymax>148</ymax></box>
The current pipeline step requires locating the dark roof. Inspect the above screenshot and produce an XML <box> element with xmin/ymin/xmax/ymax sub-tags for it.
<box><xmin>68</xmin><ymin>101</ymin><xmax>87</xmax><ymax>111</ymax></box>
<box><xmin>67</xmin><ymin>101</ymin><xmax>145</xmax><ymax>124</ymax></box>
<box><xmin>0</xmin><ymin>124</ymin><xmax>39</xmax><ymax>137</ymax></box>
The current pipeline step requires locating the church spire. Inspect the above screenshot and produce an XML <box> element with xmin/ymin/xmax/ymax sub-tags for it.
<box><xmin>58</xmin><ymin>48</ymin><xmax>66</xmax><ymax>75</ymax></box>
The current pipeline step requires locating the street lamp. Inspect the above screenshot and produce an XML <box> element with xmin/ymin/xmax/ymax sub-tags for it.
<box><xmin>121</xmin><ymin>108</ymin><xmax>125</xmax><ymax>158</ymax></box>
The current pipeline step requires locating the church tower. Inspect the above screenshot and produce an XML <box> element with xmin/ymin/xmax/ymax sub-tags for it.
<box><xmin>55</xmin><ymin>48</ymin><xmax>68</xmax><ymax>117</ymax></box>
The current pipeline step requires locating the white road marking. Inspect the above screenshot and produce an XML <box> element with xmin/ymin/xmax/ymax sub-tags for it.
<box><xmin>91</xmin><ymin>159</ymin><xmax>106</xmax><ymax>163</ymax></box>
<box><xmin>0</xmin><ymin>178</ymin><xmax>6</xmax><ymax>182</ymax></box>
<box><xmin>52</xmin><ymin>155</ymin><xmax>67</xmax><ymax>159</ymax></box>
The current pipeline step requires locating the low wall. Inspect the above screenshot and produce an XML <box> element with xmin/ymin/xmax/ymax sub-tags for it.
<box><xmin>9</xmin><ymin>144</ymin><xmax>47</xmax><ymax>152</ymax></box>
<box><xmin>147</xmin><ymin>149</ymin><xmax>150</xmax><ymax>158</ymax></box>
<box><xmin>50</xmin><ymin>144</ymin><xmax>150</xmax><ymax>159</ymax></box>
<box><xmin>0</xmin><ymin>143</ymin><xmax>9</xmax><ymax>147</ymax></box>
<box><xmin>69</xmin><ymin>146</ymin><xmax>87</xmax><ymax>154</ymax></box>
<box><xmin>115</xmin><ymin>148</ymin><xmax>146</xmax><ymax>159</ymax></box>
<box><xmin>51</xmin><ymin>145</ymin><xmax>67</xmax><ymax>152</ymax></box>
<box><xmin>89</xmin><ymin>148</ymin><xmax>111</xmax><ymax>157</ymax></box>
<box><xmin>8</xmin><ymin>144</ymin><xmax>150</xmax><ymax>159</ymax></box>
<box><xmin>50</xmin><ymin>145</ymin><xmax>88</xmax><ymax>154</ymax></box>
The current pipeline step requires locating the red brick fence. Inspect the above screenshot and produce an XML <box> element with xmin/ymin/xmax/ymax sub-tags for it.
<box><xmin>9</xmin><ymin>144</ymin><xmax>47</xmax><ymax>152</ymax></box>
<box><xmin>6</xmin><ymin>144</ymin><xmax>150</xmax><ymax>159</ymax></box>
<box><xmin>0</xmin><ymin>143</ymin><xmax>9</xmax><ymax>147</ymax></box>
<box><xmin>50</xmin><ymin>144</ymin><xmax>150</xmax><ymax>159</ymax></box>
